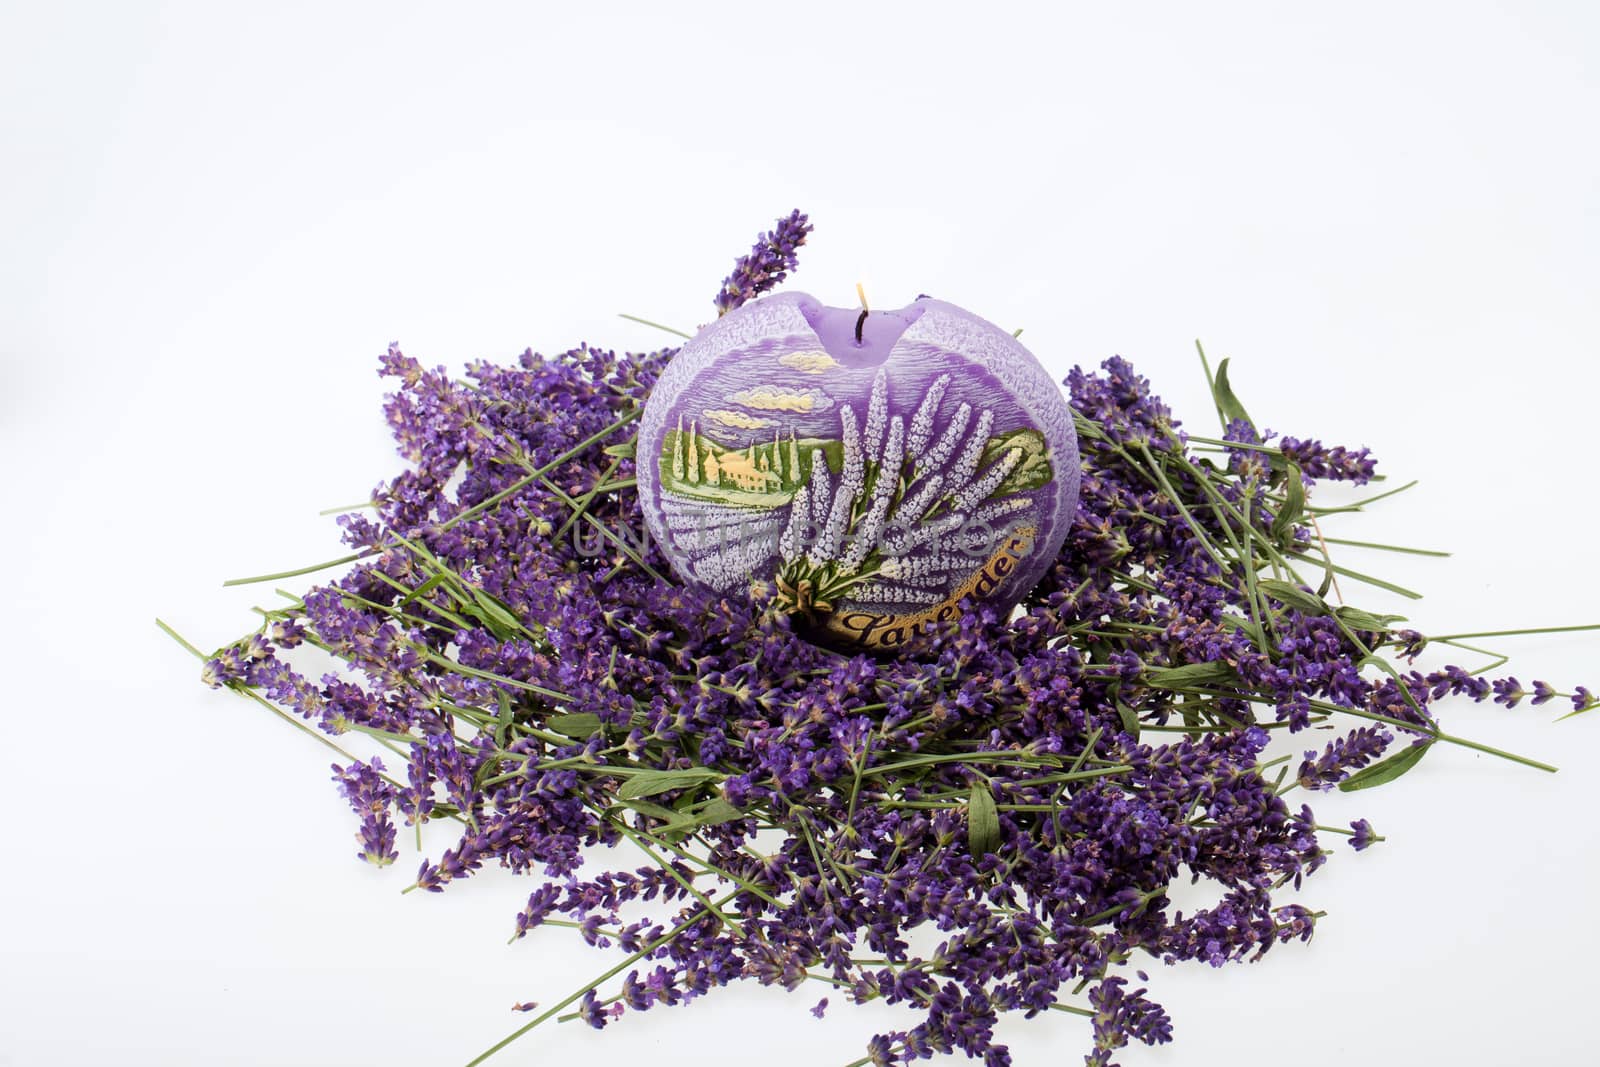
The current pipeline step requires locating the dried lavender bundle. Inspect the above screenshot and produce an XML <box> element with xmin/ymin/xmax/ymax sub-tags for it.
<box><xmin>166</xmin><ymin>215</ymin><xmax>1597</xmax><ymax>1067</ymax></box>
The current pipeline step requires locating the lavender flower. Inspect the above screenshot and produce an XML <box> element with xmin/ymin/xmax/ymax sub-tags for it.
<box><xmin>943</xmin><ymin>408</ymin><xmax>995</xmax><ymax>500</ymax></box>
<box><xmin>919</xmin><ymin>400</ymin><xmax>972</xmax><ymax>476</ymax></box>
<box><xmin>951</xmin><ymin>447</ymin><xmax>1023</xmax><ymax>514</ymax></box>
<box><xmin>331</xmin><ymin>759</ymin><xmax>399</xmax><ymax>867</ymax></box>
<box><xmin>1492</xmin><ymin>676</ymin><xmax>1527</xmax><ymax>708</ymax></box>
<box><xmin>713</xmin><ymin>209</ymin><xmax>813</xmax><ymax>315</ymax></box>
<box><xmin>862</xmin><ymin>368</ymin><xmax>889</xmax><ymax>463</ymax></box>
<box><xmin>1278</xmin><ymin>435</ymin><xmax>1377</xmax><ymax>484</ymax></box>
<box><xmin>840</xmin><ymin>415</ymin><xmax>904</xmax><ymax>572</ymax></box>
<box><xmin>1087</xmin><ymin>977</ymin><xmax>1173</xmax><ymax>1066</ymax></box>
<box><xmin>1298</xmin><ymin>727</ymin><xmax>1393</xmax><ymax>790</ymax></box>
<box><xmin>906</xmin><ymin>374</ymin><xmax>952</xmax><ymax>455</ymax></box>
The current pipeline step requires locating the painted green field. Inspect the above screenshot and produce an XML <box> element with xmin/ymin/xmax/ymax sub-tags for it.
<box><xmin>659</xmin><ymin>428</ymin><xmax>843</xmax><ymax>507</ymax></box>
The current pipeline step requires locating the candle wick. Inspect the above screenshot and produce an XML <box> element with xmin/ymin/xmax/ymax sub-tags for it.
<box><xmin>855</xmin><ymin>308</ymin><xmax>868</xmax><ymax>345</ymax></box>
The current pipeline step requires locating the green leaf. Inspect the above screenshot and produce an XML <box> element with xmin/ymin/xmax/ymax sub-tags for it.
<box><xmin>494</xmin><ymin>689</ymin><xmax>516</xmax><ymax>747</ymax></box>
<box><xmin>1072</xmin><ymin>413</ymin><xmax>1111</xmax><ymax>443</ymax></box>
<box><xmin>1257</xmin><ymin>579</ymin><xmax>1329</xmax><ymax>616</ymax></box>
<box><xmin>691</xmin><ymin>798</ymin><xmax>748</xmax><ymax>827</ymax></box>
<box><xmin>602</xmin><ymin>437</ymin><xmax>637</xmax><ymax>458</ymax></box>
<box><xmin>1107</xmin><ymin>684</ymin><xmax>1140</xmax><ymax>739</ymax></box>
<box><xmin>1271</xmin><ymin>464</ymin><xmax>1305</xmax><ymax>544</ymax></box>
<box><xmin>546</xmin><ymin>712</ymin><xmax>604</xmax><ymax>738</ymax></box>
<box><xmin>468</xmin><ymin>588</ymin><xmax>523</xmax><ymax>640</ymax></box>
<box><xmin>1338</xmin><ymin>741</ymin><xmax>1433</xmax><ymax>792</ymax></box>
<box><xmin>1144</xmin><ymin>661</ymin><xmax>1239</xmax><ymax>688</ymax></box>
<box><xmin>648</xmin><ymin>797</ymin><xmax>751</xmax><ymax>837</ymax></box>
<box><xmin>1354</xmin><ymin>653</ymin><xmax>1438</xmax><ymax>725</ymax></box>
<box><xmin>1334</xmin><ymin>606</ymin><xmax>1405</xmax><ymax>634</ymax></box>
<box><xmin>1316</xmin><ymin>564</ymin><xmax>1335</xmax><ymax>599</ymax></box>
<box><xmin>1212</xmin><ymin>358</ymin><xmax>1255</xmax><ymax>431</ymax></box>
<box><xmin>968</xmin><ymin>783</ymin><xmax>1001</xmax><ymax>857</ymax></box>
<box><xmin>1355</xmin><ymin>653</ymin><xmax>1400</xmax><ymax>676</ymax></box>
<box><xmin>616</xmin><ymin>768</ymin><xmax>722</xmax><ymax>800</ymax></box>
<box><xmin>612</xmin><ymin>797</ymin><xmax>679</xmax><ymax>821</ymax></box>
<box><xmin>1217</xmin><ymin>613</ymin><xmax>1265</xmax><ymax>647</ymax></box>
<box><xmin>396</xmin><ymin>572</ymin><xmax>449</xmax><ymax>611</ymax></box>
<box><xmin>1115</xmin><ymin>698</ymin><xmax>1141</xmax><ymax>739</ymax></box>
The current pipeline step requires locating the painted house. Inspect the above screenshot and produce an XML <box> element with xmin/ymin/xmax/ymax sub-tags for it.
<box><xmin>717</xmin><ymin>449</ymin><xmax>782</xmax><ymax>492</ymax></box>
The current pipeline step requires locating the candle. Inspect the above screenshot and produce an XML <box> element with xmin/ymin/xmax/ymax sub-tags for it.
<box><xmin>637</xmin><ymin>291</ymin><xmax>1079</xmax><ymax>650</ymax></box>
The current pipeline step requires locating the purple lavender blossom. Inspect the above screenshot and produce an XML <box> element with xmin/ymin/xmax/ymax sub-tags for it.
<box><xmin>331</xmin><ymin>759</ymin><xmax>399</xmax><ymax>867</ymax></box>
<box><xmin>1492</xmin><ymin>676</ymin><xmax>1527</xmax><ymax>708</ymax></box>
<box><xmin>1087</xmin><ymin>977</ymin><xmax>1173</xmax><ymax>1067</ymax></box>
<box><xmin>713</xmin><ymin>209</ymin><xmax>813</xmax><ymax>315</ymax></box>
<box><xmin>1349</xmin><ymin>819</ymin><xmax>1381</xmax><ymax>851</ymax></box>
<box><xmin>1298</xmin><ymin>727</ymin><xmax>1393</xmax><ymax>790</ymax></box>
<box><xmin>1392</xmin><ymin>629</ymin><xmax>1427</xmax><ymax>660</ymax></box>
<box><xmin>1277</xmin><ymin>435</ymin><xmax>1377</xmax><ymax>484</ymax></box>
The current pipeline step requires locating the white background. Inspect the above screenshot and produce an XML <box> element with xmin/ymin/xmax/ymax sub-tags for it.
<box><xmin>4</xmin><ymin>3</ymin><xmax>1598</xmax><ymax>1065</ymax></box>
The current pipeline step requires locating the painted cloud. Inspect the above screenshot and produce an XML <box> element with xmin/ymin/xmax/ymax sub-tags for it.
<box><xmin>703</xmin><ymin>408</ymin><xmax>778</xmax><ymax>430</ymax></box>
<box><xmin>729</xmin><ymin>385</ymin><xmax>835</xmax><ymax>413</ymax></box>
<box><xmin>777</xmin><ymin>350</ymin><xmax>841</xmax><ymax>374</ymax></box>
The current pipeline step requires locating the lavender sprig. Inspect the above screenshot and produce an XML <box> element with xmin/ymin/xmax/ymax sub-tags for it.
<box><xmin>713</xmin><ymin>209</ymin><xmax>813</xmax><ymax>316</ymax></box>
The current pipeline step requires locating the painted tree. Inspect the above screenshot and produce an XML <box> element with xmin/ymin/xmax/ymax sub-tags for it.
<box><xmin>686</xmin><ymin>421</ymin><xmax>701</xmax><ymax>484</ymax></box>
<box><xmin>672</xmin><ymin>414</ymin><xmax>686</xmax><ymax>481</ymax></box>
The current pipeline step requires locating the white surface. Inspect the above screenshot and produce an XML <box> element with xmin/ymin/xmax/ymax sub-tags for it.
<box><xmin>3</xmin><ymin>3</ymin><xmax>1598</xmax><ymax>1065</ymax></box>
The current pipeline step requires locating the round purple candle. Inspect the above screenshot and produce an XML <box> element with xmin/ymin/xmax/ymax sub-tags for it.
<box><xmin>637</xmin><ymin>292</ymin><xmax>1079</xmax><ymax>650</ymax></box>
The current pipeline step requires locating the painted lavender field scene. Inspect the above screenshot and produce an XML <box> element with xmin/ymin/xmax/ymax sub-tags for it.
<box><xmin>639</xmin><ymin>294</ymin><xmax>1080</xmax><ymax>648</ymax></box>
